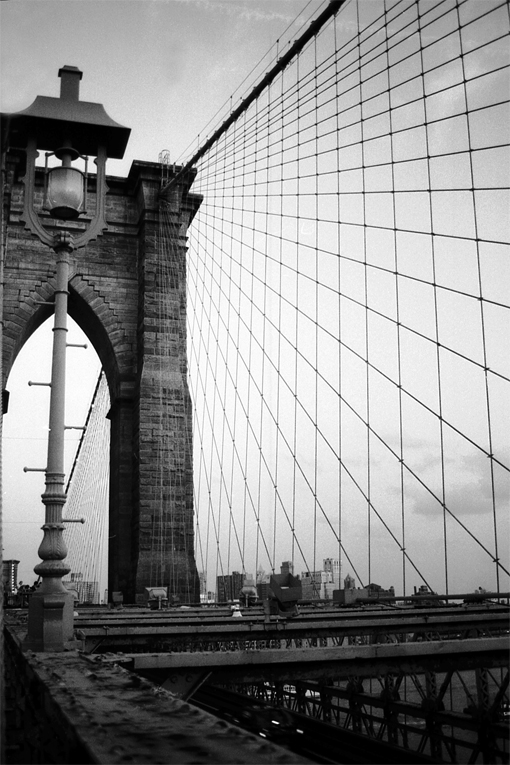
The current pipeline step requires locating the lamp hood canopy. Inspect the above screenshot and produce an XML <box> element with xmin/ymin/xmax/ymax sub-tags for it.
<box><xmin>2</xmin><ymin>65</ymin><xmax>131</xmax><ymax>159</ymax></box>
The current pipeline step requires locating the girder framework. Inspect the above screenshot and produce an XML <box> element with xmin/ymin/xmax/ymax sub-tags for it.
<box><xmin>72</xmin><ymin>603</ymin><xmax>509</xmax><ymax>763</ymax></box>
<box><xmin>75</xmin><ymin>602</ymin><xmax>508</xmax><ymax>654</ymax></box>
<box><xmin>228</xmin><ymin>667</ymin><xmax>509</xmax><ymax>764</ymax></box>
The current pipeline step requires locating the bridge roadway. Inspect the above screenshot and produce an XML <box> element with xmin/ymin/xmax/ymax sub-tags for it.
<box><xmin>6</xmin><ymin>599</ymin><xmax>509</xmax><ymax>763</ymax></box>
<box><xmin>5</xmin><ymin>619</ymin><xmax>444</xmax><ymax>765</ymax></box>
<box><xmin>72</xmin><ymin>599</ymin><xmax>509</xmax><ymax>694</ymax></box>
<box><xmin>74</xmin><ymin>600</ymin><xmax>508</xmax><ymax>645</ymax></box>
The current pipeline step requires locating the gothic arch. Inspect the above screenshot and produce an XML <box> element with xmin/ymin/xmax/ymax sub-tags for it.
<box><xmin>2</xmin><ymin>153</ymin><xmax>201</xmax><ymax>602</ymax></box>
<box><xmin>68</xmin><ymin>276</ymin><xmax>124</xmax><ymax>406</ymax></box>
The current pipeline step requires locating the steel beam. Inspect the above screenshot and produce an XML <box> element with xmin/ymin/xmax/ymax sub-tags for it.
<box><xmin>122</xmin><ymin>636</ymin><xmax>508</xmax><ymax>684</ymax></box>
<box><xmin>75</xmin><ymin>607</ymin><xmax>509</xmax><ymax>654</ymax></box>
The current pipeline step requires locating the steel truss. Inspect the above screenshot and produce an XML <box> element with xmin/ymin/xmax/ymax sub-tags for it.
<box><xmin>73</xmin><ymin>603</ymin><xmax>509</xmax><ymax>762</ymax></box>
<box><xmin>227</xmin><ymin>666</ymin><xmax>509</xmax><ymax>764</ymax></box>
<box><xmin>76</xmin><ymin>603</ymin><xmax>508</xmax><ymax>655</ymax></box>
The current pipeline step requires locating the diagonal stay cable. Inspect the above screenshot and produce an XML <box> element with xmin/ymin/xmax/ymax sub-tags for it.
<box><xmin>188</xmin><ymin>219</ymin><xmax>509</xmax><ymax>578</ymax></box>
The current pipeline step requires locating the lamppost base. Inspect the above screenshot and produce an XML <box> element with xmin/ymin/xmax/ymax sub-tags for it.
<box><xmin>22</xmin><ymin>588</ymin><xmax>75</xmax><ymax>652</ymax></box>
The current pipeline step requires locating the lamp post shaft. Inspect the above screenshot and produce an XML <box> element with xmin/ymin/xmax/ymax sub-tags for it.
<box><xmin>24</xmin><ymin>234</ymin><xmax>74</xmax><ymax>652</ymax></box>
<box><xmin>14</xmin><ymin>65</ymin><xmax>130</xmax><ymax>652</ymax></box>
<box><xmin>45</xmin><ymin>244</ymin><xmax>68</xmax><ymax>500</ymax></box>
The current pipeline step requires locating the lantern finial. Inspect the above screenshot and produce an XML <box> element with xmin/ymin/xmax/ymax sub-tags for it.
<box><xmin>58</xmin><ymin>66</ymin><xmax>83</xmax><ymax>101</ymax></box>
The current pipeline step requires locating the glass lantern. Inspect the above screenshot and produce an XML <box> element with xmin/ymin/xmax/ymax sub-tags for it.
<box><xmin>46</xmin><ymin>166</ymin><xmax>85</xmax><ymax>220</ymax></box>
<box><xmin>44</xmin><ymin>146</ymin><xmax>87</xmax><ymax>221</ymax></box>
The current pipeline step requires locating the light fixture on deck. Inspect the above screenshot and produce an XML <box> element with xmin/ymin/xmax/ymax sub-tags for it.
<box><xmin>2</xmin><ymin>65</ymin><xmax>130</xmax><ymax>652</ymax></box>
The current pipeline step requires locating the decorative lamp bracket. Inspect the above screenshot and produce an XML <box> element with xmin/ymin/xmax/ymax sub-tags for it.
<box><xmin>21</xmin><ymin>138</ymin><xmax>109</xmax><ymax>251</ymax></box>
<box><xmin>74</xmin><ymin>146</ymin><xmax>108</xmax><ymax>249</ymax></box>
<box><xmin>21</xmin><ymin>138</ymin><xmax>54</xmax><ymax>247</ymax></box>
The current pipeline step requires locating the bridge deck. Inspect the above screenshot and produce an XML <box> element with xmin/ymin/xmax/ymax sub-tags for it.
<box><xmin>74</xmin><ymin>602</ymin><xmax>509</xmax><ymax>655</ymax></box>
<box><xmin>6</xmin><ymin>601</ymin><xmax>509</xmax><ymax>763</ymax></box>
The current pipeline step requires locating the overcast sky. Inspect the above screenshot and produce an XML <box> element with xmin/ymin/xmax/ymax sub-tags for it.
<box><xmin>1</xmin><ymin>0</ymin><xmax>326</xmax><ymax>174</ymax></box>
<box><xmin>1</xmin><ymin>0</ymin><xmax>328</xmax><ymax>587</ymax></box>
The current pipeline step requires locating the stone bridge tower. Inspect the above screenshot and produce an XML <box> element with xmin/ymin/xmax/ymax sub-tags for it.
<box><xmin>1</xmin><ymin>72</ymin><xmax>202</xmax><ymax>604</ymax></box>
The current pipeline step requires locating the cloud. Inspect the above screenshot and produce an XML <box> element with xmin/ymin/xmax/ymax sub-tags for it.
<box><xmin>177</xmin><ymin>0</ymin><xmax>299</xmax><ymax>27</ymax></box>
<box><xmin>412</xmin><ymin>450</ymin><xmax>510</xmax><ymax>516</ymax></box>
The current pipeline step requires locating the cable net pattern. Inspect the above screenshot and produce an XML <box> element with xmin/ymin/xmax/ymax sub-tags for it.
<box><xmin>185</xmin><ymin>0</ymin><xmax>509</xmax><ymax>596</ymax></box>
<box><xmin>63</xmin><ymin>372</ymin><xmax>110</xmax><ymax>603</ymax></box>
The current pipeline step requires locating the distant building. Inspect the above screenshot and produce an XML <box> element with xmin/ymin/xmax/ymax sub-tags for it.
<box><xmin>198</xmin><ymin>571</ymin><xmax>207</xmax><ymax>599</ymax></box>
<box><xmin>301</xmin><ymin>560</ymin><xmax>340</xmax><ymax>600</ymax></box>
<box><xmin>254</xmin><ymin>560</ymin><xmax>342</xmax><ymax>601</ymax></box>
<box><xmin>333</xmin><ymin>576</ymin><xmax>395</xmax><ymax>605</ymax></box>
<box><xmin>323</xmin><ymin>558</ymin><xmax>341</xmax><ymax>599</ymax></box>
<box><xmin>256</xmin><ymin>566</ymin><xmax>271</xmax><ymax>600</ymax></box>
<box><xmin>300</xmin><ymin>570</ymin><xmax>324</xmax><ymax>599</ymax></box>
<box><xmin>368</xmin><ymin>582</ymin><xmax>395</xmax><ymax>597</ymax></box>
<box><xmin>216</xmin><ymin>571</ymin><xmax>244</xmax><ymax>602</ymax></box>
<box><xmin>324</xmin><ymin>558</ymin><xmax>340</xmax><ymax>584</ymax></box>
<box><xmin>256</xmin><ymin>581</ymin><xmax>271</xmax><ymax>600</ymax></box>
<box><xmin>197</xmin><ymin>571</ymin><xmax>216</xmax><ymax>603</ymax></box>
<box><xmin>3</xmin><ymin>559</ymin><xmax>20</xmax><ymax>593</ymax></box>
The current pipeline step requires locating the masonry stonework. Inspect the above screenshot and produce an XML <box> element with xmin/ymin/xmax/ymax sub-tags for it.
<box><xmin>2</xmin><ymin>148</ymin><xmax>202</xmax><ymax>603</ymax></box>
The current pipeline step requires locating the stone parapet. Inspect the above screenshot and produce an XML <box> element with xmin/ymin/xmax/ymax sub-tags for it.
<box><xmin>5</xmin><ymin>621</ymin><xmax>306</xmax><ymax>764</ymax></box>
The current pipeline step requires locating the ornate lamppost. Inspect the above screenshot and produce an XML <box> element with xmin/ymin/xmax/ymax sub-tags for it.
<box><xmin>3</xmin><ymin>65</ymin><xmax>130</xmax><ymax>651</ymax></box>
